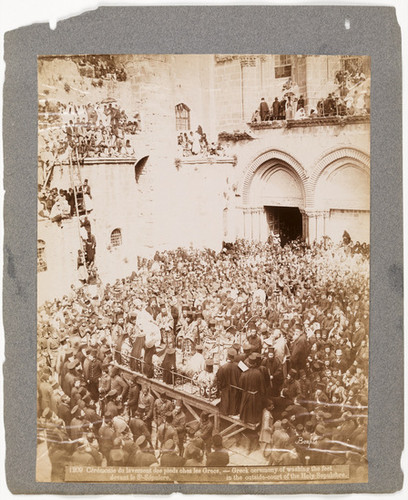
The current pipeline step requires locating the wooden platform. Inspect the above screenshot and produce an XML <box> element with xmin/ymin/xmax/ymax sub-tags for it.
<box><xmin>114</xmin><ymin>363</ymin><xmax>257</xmax><ymax>436</ymax></box>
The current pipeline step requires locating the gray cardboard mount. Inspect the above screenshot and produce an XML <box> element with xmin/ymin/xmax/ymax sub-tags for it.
<box><xmin>2</xmin><ymin>5</ymin><xmax>403</xmax><ymax>495</ymax></box>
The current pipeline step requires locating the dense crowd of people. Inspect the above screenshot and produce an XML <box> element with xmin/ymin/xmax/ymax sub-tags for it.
<box><xmin>177</xmin><ymin>126</ymin><xmax>228</xmax><ymax>158</ymax></box>
<box><xmin>38</xmin><ymin>179</ymin><xmax>93</xmax><ymax>226</ymax></box>
<box><xmin>38</xmin><ymin>100</ymin><xmax>139</xmax><ymax>173</ymax></box>
<box><xmin>37</xmin><ymin>237</ymin><xmax>369</xmax><ymax>479</ymax></box>
<box><xmin>75</xmin><ymin>55</ymin><xmax>128</xmax><ymax>82</ymax></box>
<box><xmin>252</xmin><ymin>72</ymin><xmax>370</xmax><ymax>123</ymax></box>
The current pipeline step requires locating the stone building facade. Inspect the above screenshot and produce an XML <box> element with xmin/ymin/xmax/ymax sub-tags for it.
<box><xmin>38</xmin><ymin>54</ymin><xmax>370</xmax><ymax>302</ymax></box>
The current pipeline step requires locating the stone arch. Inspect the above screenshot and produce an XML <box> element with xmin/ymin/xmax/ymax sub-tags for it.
<box><xmin>240</xmin><ymin>149</ymin><xmax>308</xmax><ymax>206</ymax></box>
<box><xmin>308</xmin><ymin>147</ymin><xmax>370</xmax><ymax>209</ymax></box>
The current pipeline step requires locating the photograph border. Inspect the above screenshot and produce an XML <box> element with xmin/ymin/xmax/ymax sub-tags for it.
<box><xmin>3</xmin><ymin>5</ymin><xmax>403</xmax><ymax>494</ymax></box>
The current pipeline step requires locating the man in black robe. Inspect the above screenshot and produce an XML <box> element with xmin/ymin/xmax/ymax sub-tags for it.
<box><xmin>215</xmin><ymin>348</ymin><xmax>241</xmax><ymax>416</ymax></box>
<box><xmin>272</xmin><ymin>97</ymin><xmax>280</xmax><ymax>120</ymax></box>
<box><xmin>239</xmin><ymin>353</ymin><xmax>266</xmax><ymax>425</ymax></box>
<box><xmin>259</xmin><ymin>98</ymin><xmax>269</xmax><ymax>121</ymax></box>
<box><xmin>262</xmin><ymin>346</ymin><xmax>284</xmax><ymax>397</ymax></box>
<box><xmin>84</xmin><ymin>229</ymin><xmax>96</xmax><ymax>267</ymax></box>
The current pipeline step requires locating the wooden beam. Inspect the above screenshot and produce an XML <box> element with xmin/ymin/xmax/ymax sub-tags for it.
<box><xmin>214</xmin><ymin>413</ymin><xmax>220</xmax><ymax>433</ymax></box>
<box><xmin>223</xmin><ymin>426</ymin><xmax>249</xmax><ymax>440</ymax></box>
<box><xmin>219</xmin><ymin>422</ymin><xmax>240</xmax><ymax>437</ymax></box>
<box><xmin>150</xmin><ymin>387</ymin><xmax>162</xmax><ymax>400</ymax></box>
<box><xmin>114</xmin><ymin>363</ymin><xmax>258</xmax><ymax>432</ymax></box>
<box><xmin>183</xmin><ymin>401</ymin><xmax>201</xmax><ymax>422</ymax></box>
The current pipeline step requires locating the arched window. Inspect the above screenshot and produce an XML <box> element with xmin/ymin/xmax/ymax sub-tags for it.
<box><xmin>37</xmin><ymin>240</ymin><xmax>47</xmax><ymax>272</ymax></box>
<box><xmin>110</xmin><ymin>228</ymin><xmax>122</xmax><ymax>247</ymax></box>
<box><xmin>175</xmin><ymin>103</ymin><xmax>190</xmax><ymax>131</ymax></box>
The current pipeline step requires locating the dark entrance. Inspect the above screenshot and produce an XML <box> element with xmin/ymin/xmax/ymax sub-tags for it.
<box><xmin>265</xmin><ymin>206</ymin><xmax>302</xmax><ymax>245</ymax></box>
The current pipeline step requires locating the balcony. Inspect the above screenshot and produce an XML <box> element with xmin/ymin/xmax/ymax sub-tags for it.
<box><xmin>175</xmin><ymin>155</ymin><xmax>237</xmax><ymax>169</ymax></box>
<box><xmin>248</xmin><ymin>114</ymin><xmax>370</xmax><ymax>130</ymax></box>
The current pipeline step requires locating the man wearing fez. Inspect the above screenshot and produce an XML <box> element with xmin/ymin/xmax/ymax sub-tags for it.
<box><xmin>157</xmin><ymin>412</ymin><xmax>179</xmax><ymax>452</ymax></box>
<box><xmin>153</xmin><ymin>389</ymin><xmax>172</xmax><ymax>429</ymax></box>
<box><xmin>129</xmin><ymin>435</ymin><xmax>157</xmax><ymax>466</ymax></box>
<box><xmin>59</xmin><ymin>347</ymin><xmax>75</xmax><ymax>387</ymax></box>
<box><xmin>61</xmin><ymin>359</ymin><xmax>80</xmax><ymax>398</ymax></box>
<box><xmin>57</xmin><ymin>394</ymin><xmax>72</xmax><ymax>428</ymax></box>
<box><xmin>104</xmin><ymin>389</ymin><xmax>120</xmax><ymax>421</ymax></box>
<box><xmin>207</xmin><ymin>318</ymin><xmax>217</xmax><ymax>337</ymax></box>
<box><xmin>195</xmin><ymin>412</ymin><xmax>214</xmax><ymax>454</ymax></box>
<box><xmin>78</xmin><ymin>399</ymin><xmax>97</xmax><ymax>436</ymax></box>
<box><xmin>96</xmin><ymin>335</ymin><xmax>111</xmax><ymax>363</ymax></box>
<box><xmin>129</xmin><ymin>406</ymin><xmax>152</xmax><ymax>445</ymax></box>
<box><xmin>215</xmin><ymin>347</ymin><xmax>241</xmax><ymax>417</ymax></box>
<box><xmin>98</xmin><ymin>362</ymin><xmax>111</xmax><ymax>403</ymax></box>
<box><xmin>281</xmin><ymin>369</ymin><xmax>301</xmax><ymax>401</ymax></box>
<box><xmin>110</xmin><ymin>366</ymin><xmax>129</xmax><ymax>401</ymax></box>
<box><xmin>160</xmin><ymin>439</ymin><xmax>186</xmax><ymax>466</ymax></box>
<box><xmin>239</xmin><ymin>352</ymin><xmax>266</xmax><ymax>425</ymax></box>
<box><xmin>70</xmin><ymin>405</ymin><xmax>87</xmax><ymax>442</ymax></box>
<box><xmin>139</xmin><ymin>384</ymin><xmax>154</xmax><ymax>433</ymax></box>
<box><xmin>70</xmin><ymin>380</ymin><xmax>87</xmax><ymax>408</ymax></box>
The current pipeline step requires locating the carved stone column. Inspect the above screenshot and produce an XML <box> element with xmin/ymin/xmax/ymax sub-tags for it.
<box><xmin>259</xmin><ymin>207</ymin><xmax>269</xmax><ymax>242</ymax></box>
<box><xmin>240</xmin><ymin>56</ymin><xmax>257</xmax><ymax>122</ymax></box>
<box><xmin>302</xmin><ymin>209</ymin><xmax>330</xmax><ymax>244</ymax></box>
<box><xmin>299</xmin><ymin>209</ymin><xmax>309</xmax><ymax>245</ymax></box>
<box><xmin>242</xmin><ymin>207</ymin><xmax>251</xmax><ymax>239</ymax></box>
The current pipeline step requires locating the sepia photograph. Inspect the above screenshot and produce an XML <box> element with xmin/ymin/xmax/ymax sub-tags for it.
<box><xmin>36</xmin><ymin>54</ymin><xmax>370</xmax><ymax>484</ymax></box>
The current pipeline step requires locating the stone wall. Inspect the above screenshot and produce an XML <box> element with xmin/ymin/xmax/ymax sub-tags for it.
<box><xmin>37</xmin><ymin>55</ymin><xmax>370</xmax><ymax>302</ymax></box>
<box><xmin>221</xmin><ymin>119</ymin><xmax>370</xmax><ymax>245</ymax></box>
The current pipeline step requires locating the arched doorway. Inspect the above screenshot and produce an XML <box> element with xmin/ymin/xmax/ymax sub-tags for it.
<box><xmin>240</xmin><ymin>152</ymin><xmax>307</xmax><ymax>244</ymax></box>
<box><xmin>315</xmin><ymin>162</ymin><xmax>370</xmax><ymax>244</ymax></box>
<box><xmin>265</xmin><ymin>206</ymin><xmax>303</xmax><ymax>245</ymax></box>
<box><xmin>309</xmin><ymin>148</ymin><xmax>370</xmax><ymax>245</ymax></box>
